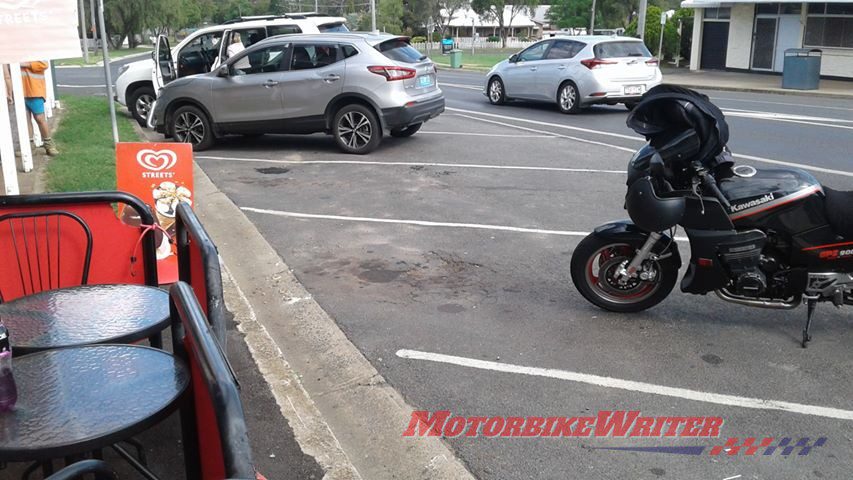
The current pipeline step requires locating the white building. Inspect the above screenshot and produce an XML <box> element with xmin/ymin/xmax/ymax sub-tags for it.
<box><xmin>445</xmin><ymin>7</ymin><xmax>539</xmax><ymax>39</ymax></box>
<box><xmin>683</xmin><ymin>1</ymin><xmax>853</xmax><ymax>79</ymax></box>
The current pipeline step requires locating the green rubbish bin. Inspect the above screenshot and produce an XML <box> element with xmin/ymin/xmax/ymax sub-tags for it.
<box><xmin>782</xmin><ymin>48</ymin><xmax>821</xmax><ymax>90</ymax></box>
<box><xmin>449</xmin><ymin>49</ymin><xmax>463</xmax><ymax>69</ymax></box>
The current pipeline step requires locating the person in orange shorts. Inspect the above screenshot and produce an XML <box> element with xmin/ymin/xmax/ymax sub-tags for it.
<box><xmin>19</xmin><ymin>61</ymin><xmax>58</xmax><ymax>156</ymax></box>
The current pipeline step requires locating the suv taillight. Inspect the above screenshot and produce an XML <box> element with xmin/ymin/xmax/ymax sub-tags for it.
<box><xmin>580</xmin><ymin>58</ymin><xmax>617</xmax><ymax>70</ymax></box>
<box><xmin>646</xmin><ymin>58</ymin><xmax>660</xmax><ymax>66</ymax></box>
<box><xmin>368</xmin><ymin>66</ymin><xmax>416</xmax><ymax>81</ymax></box>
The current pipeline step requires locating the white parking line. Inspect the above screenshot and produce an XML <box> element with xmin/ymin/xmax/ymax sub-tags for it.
<box><xmin>57</xmin><ymin>84</ymin><xmax>106</xmax><ymax>88</ymax></box>
<box><xmin>196</xmin><ymin>156</ymin><xmax>626</xmax><ymax>174</ymax></box>
<box><xmin>449</xmin><ymin>108</ymin><xmax>853</xmax><ymax>178</ymax></box>
<box><xmin>239</xmin><ymin>206</ymin><xmax>690</xmax><ymax>241</ymax></box>
<box><xmin>396</xmin><ymin>349</ymin><xmax>853</xmax><ymax>421</ymax></box>
<box><xmin>419</xmin><ymin>131</ymin><xmax>556</xmax><ymax>138</ymax></box>
<box><xmin>712</xmin><ymin>96</ymin><xmax>853</xmax><ymax>113</ymax></box>
<box><xmin>440</xmin><ymin>82</ymin><xmax>483</xmax><ymax>91</ymax></box>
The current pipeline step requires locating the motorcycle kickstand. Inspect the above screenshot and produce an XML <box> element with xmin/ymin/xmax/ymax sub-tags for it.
<box><xmin>802</xmin><ymin>298</ymin><xmax>817</xmax><ymax>348</ymax></box>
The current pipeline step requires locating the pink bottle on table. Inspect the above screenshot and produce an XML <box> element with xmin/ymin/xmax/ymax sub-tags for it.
<box><xmin>0</xmin><ymin>325</ymin><xmax>17</xmax><ymax>412</ymax></box>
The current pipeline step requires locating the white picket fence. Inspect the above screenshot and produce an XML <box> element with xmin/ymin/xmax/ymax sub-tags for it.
<box><xmin>412</xmin><ymin>38</ymin><xmax>538</xmax><ymax>52</ymax></box>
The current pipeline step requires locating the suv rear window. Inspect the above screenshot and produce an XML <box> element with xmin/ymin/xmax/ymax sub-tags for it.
<box><xmin>594</xmin><ymin>41</ymin><xmax>651</xmax><ymax>58</ymax></box>
<box><xmin>376</xmin><ymin>39</ymin><xmax>426</xmax><ymax>63</ymax></box>
<box><xmin>319</xmin><ymin>22</ymin><xmax>349</xmax><ymax>33</ymax></box>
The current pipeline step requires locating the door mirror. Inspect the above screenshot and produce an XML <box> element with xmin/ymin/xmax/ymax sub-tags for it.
<box><xmin>217</xmin><ymin>64</ymin><xmax>230</xmax><ymax>77</ymax></box>
<box><xmin>509</xmin><ymin>53</ymin><xmax>519</xmax><ymax>63</ymax></box>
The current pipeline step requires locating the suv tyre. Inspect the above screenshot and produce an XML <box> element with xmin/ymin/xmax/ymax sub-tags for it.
<box><xmin>128</xmin><ymin>86</ymin><xmax>156</xmax><ymax>126</ymax></box>
<box><xmin>171</xmin><ymin>105</ymin><xmax>216</xmax><ymax>151</ymax></box>
<box><xmin>333</xmin><ymin>104</ymin><xmax>381</xmax><ymax>154</ymax></box>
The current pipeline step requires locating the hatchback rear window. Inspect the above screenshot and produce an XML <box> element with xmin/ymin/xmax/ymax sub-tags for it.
<box><xmin>319</xmin><ymin>22</ymin><xmax>349</xmax><ymax>33</ymax></box>
<box><xmin>594</xmin><ymin>41</ymin><xmax>651</xmax><ymax>58</ymax></box>
<box><xmin>376</xmin><ymin>39</ymin><xmax>426</xmax><ymax>64</ymax></box>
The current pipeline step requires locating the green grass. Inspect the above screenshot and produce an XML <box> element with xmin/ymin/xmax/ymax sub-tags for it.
<box><xmin>46</xmin><ymin>96</ymin><xmax>139</xmax><ymax>192</ymax></box>
<box><xmin>424</xmin><ymin>49</ymin><xmax>517</xmax><ymax>69</ymax></box>
<box><xmin>55</xmin><ymin>47</ymin><xmax>153</xmax><ymax>66</ymax></box>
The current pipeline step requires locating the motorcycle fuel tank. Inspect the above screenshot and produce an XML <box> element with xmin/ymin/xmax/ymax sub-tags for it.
<box><xmin>717</xmin><ymin>167</ymin><xmax>823</xmax><ymax>226</ymax></box>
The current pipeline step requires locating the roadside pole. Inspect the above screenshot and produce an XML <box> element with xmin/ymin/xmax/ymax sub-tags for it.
<box><xmin>638</xmin><ymin>0</ymin><xmax>647</xmax><ymax>40</ymax></box>
<box><xmin>97</xmin><ymin>0</ymin><xmax>119</xmax><ymax>144</ymax></box>
<box><xmin>370</xmin><ymin>0</ymin><xmax>376</xmax><ymax>33</ymax></box>
<box><xmin>78</xmin><ymin>0</ymin><xmax>88</xmax><ymax>63</ymax></box>
<box><xmin>675</xmin><ymin>19</ymin><xmax>683</xmax><ymax>68</ymax></box>
<box><xmin>0</xmin><ymin>76</ymin><xmax>20</xmax><ymax>195</ymax></box>
<box><xmin>589</xmin><ymin>0</ymin><xmax>597</xmax><ymax>33</ymax></box>
<box><xmin>89</xmin><ymin>0</ymin><xmax>96</xmax><ymax>52</ymax></box>
<box><xmin>658</xmin><ymin>12</ymin><xmax>666</xmax><ymax>59</ymax></box>
<box><xmin>472</xmin><ymin>17</ymin><xmax>475</xmax><ymax>56</ymax></box>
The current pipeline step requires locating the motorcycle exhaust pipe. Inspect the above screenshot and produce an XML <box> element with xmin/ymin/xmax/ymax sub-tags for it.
<box><xmin>715</xmin><ymin>288</ymin><xmax>801</xmax><ymax>310</ymax></box>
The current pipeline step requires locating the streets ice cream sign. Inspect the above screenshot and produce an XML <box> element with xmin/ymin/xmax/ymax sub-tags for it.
<box><xmin>0</xmin><ymin>0</ymin><xmax>83</xmax><ymax>62</ymax></box>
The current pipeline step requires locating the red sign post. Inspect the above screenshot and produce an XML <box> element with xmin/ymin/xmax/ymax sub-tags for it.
<box><xmin>116</xmin><ymin>142</ymin><xmax>194</xmax><ymax>284</ymax></box>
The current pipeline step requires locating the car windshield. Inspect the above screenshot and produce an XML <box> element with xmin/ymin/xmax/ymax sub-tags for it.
<box><xmin>319</xmin><ymin>22</ymin><xmax>349</xmax><ymax>33</ymax></box>
<box><xmin>376</xmin><ymin>39</ymin><xmax>426</xmax><ymax>63</ymax></box>
<box><xmin>594</xmin><ymin>41</ymin><xmax>651</xmax><ymax>58</ymax></box>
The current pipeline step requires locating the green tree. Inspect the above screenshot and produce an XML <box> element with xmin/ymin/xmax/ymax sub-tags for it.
<box><xmin>625</xmin><ymin>4</ymin><xmax>681</xmax><ymax>60</ymax></box>
<box><xmin>378</xmin><ymin>0</ymin><xmax>404</xmax><ymax>34</ymax></box>
<box><xmin>547</xmin><ymin>0</ymin><xmax>591</xmax><ymax>29</ymax></box>
<box><xmin>471</xmin><ymin>0</ymin><xmax>538</xmax><ymax>48</ymax></box>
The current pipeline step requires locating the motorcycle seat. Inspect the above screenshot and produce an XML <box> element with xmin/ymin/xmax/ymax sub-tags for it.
<box><xmin>824</xmin><ymin>187</ymin><xmax>853</xmax><ymax>239</ymax></box>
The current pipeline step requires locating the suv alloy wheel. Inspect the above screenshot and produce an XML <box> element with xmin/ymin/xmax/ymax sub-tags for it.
<box><xmin>333</xmin><ymin>104</ymin><xmax>381</xmax><ymax>154</ymax></box>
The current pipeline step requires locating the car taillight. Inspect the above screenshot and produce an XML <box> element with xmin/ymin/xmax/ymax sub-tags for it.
<box><xmin>646</xmin><ymin>58</ymin><xmax>660</xmax><ymax>66</ymax></box>
<box><xmin>580</xmin><ymin>58</ymin><xmax>617</xmax><ymax>69</ymax></box>
<box><xmin>368</xmin><ymin>66</ymin><xmax>417</xmax><ymax>81</ymax></box>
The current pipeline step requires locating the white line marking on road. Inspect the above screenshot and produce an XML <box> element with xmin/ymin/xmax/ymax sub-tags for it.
<box><xmin>57</xmin><ymin>84</ymin><xmax>105</xmax><ymax>88</ymax></box>
<box><xmin>420</xmin><ymin>131</ymin><xmax>556</xmax><ymax>138</ymax></box>
<box><xmin>722</xmin><ymin>475</ymin><xmax>742</xmax><ymax>480</ymax></box>
<box><xmin>450</xmin><ymin>113</ymin><xmax>637</xmax><ymax>153</ymax></box>
<box><xmin>712</xmin><ymin>96</ymin><xmax>853</xmax><ymax>113</ymax></box>
<box><xmin>196</xmin><ymin>155</ymin><xmax>626</xmax><ymax>174</ymax></box>
<box><xmin>448</xmin><ymin>108</ymin><xmax>853</xmax><ymax>178</ymax></box>
<box><xmin>723</xmin><ymin>107</ymin><xmax>853</xmax><ymax>124</ymax></box>
<box><xmin>395</xmin><ymin>349</ymin><xmax>853</xmax><ymax>421</ymax></box>
<box><xmin>441</xmin><ymin>82</ymin><xmax>483</xmax><ymax>91</ymax></box>
<box><xmin>239</xmin><ymin>206</ymin><xmax>690</xmax><ymax>241</ymax></box>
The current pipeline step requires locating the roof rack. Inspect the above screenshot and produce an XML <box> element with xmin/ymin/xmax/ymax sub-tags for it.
<box><xmin>222</xmin><ymin>13</ymin><xmax>323</xmax><ymax>24</ymax></box>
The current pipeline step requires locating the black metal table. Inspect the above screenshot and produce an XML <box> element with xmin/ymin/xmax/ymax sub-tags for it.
<box><xmin>0</xmin><ymin>285</ymin><xmax>170</xmax><ymax>355</ymax></box>
<box><xmin>0</xmin><ymin>344</ymin><xmax>189</xmax><ymax>462</ymax></box>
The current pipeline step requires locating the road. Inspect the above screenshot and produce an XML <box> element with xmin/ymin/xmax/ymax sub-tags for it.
<box><xmin>57</xmin><ymin>65</ymin><xmax>853</xmax><ymax>479</ymax></box>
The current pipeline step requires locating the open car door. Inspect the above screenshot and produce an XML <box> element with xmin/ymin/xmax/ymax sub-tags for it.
<box><xmin>211</xmin><ymin>29</ymin><xmax>233</xmax><ymax>71</ymax></box>
<box><xmin>152</xmin><ymin>35</ymin><xmax>176</xmax><ymax>94</ymax></box>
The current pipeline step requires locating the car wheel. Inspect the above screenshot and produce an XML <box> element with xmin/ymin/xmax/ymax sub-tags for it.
<box><xmin>557</xmin><ymin>82</ymin><xmax>581</xmax><ymax>114</ymax></box>
<box><xmin>625</xmin><ymin>102</ymin><xmax>638</xmax><ymax>111</ymax></box>
<box><xmin>333</xmin><ymin>104</ymin><xmax>381</xmax><ymax>154</ymax></box>
<box><xmin>128</xmin><ymin>86</ymin><xmax>156</xmax><ymax>126</ymax></box>
<box><xmin>487</xmin><ymin>77</ymin><xmax>506</xmax><ymax>105</ymax></box>
<box><xmin>390</xmin><ymin>123</ymin><xmax>422</xmax><ymax>138</ymax></box>
<box><xmin>171</xmin><ymin>105</ymin><xmax>215</xmax><ymax>151</ymax></box>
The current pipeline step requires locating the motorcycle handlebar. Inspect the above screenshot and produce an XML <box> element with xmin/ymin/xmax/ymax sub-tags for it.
<box><xmin>699</xmin><ymin>171</ymin><xmax>732</xmax><ymax>211</ymax></box>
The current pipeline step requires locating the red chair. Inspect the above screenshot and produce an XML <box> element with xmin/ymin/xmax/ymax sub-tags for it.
<box><xmin>170</xmin><ymin>282</ymin><xmax>256</xmax><ymax>480</ymax></box>
<box><xmin>0</xmin><ymin>192</ymin><xmax>159</xmax><ymax>301</ymax></box>
<box><xmin>175</xmin><ymin>202</ymin><xmax>226</xmax><ymax>350</ymax></box>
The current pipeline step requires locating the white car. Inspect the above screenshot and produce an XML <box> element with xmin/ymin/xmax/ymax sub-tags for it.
<box><xmin>115</xmin><ymin>14</ymin><xmax>348</xmax><ymax>125</ymax></box>
<box><xmin>483</xmin><ymin>36</ymin><xmax>662</xmax><ymax>114</ymax></box>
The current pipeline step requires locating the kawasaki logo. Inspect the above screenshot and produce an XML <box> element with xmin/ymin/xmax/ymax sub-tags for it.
<box><xmin>730</xmin><ymin>193</ymin><xmax>774</xmax><ymax>213</ymax></box>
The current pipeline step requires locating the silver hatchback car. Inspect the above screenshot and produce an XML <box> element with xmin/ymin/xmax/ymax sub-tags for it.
<box><xmin>150</xmin><ymin>33</ymin><xmax>444</xmax><ymax>154</ymax></box>
<box><xmin>484</xmin><ymin>36</ymin><xmax>662</xmax><ymax>113</ymax></box>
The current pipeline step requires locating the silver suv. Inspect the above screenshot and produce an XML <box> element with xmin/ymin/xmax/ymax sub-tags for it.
<box><xmin>150</xmin><ymin>33</ymin><xmax>445</xmax><ymax>154</ymax></box>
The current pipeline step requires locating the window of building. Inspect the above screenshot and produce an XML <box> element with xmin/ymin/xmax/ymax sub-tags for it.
<box><xmin>704</xmin><ymin>7</ymin><xmax>731</xmax><ymax>20</ymax></box>
<box><xmin>805</xmin><ymin>3</ymin><xmax>853</xmax><ymax>48</ymax></box>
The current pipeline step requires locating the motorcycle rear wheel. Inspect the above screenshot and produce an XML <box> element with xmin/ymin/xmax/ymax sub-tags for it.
<box><xmin>570</xmin><ymin>234</ymin><xmax>678</xmax><ymax>313</ymax></box>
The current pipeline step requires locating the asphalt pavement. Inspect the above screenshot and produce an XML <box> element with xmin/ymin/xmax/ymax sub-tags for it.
<box><xmin>56</xmin><ymin>65</ymin><xmax>853</xmax><ymax>479</ymax></box>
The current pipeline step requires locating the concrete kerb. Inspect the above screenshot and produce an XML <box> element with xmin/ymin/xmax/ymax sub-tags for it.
<box><xmin>192</xmin><ymin>162</ymin><xmax>475</xmax><ymax>479</ymax></box>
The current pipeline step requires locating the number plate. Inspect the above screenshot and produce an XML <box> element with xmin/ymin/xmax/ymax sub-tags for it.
<box><xmin>624</xmin><ymin>85</ymin><xmax>643</xmax><ymax>95</ymax></box>
<box><xmin>417</xmin><ymin>75</ymin><xmax>434</xmax><ymax>88</ymax></box>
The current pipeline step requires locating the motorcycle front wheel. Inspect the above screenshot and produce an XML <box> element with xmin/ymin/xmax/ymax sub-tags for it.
<box><xmin>570</xmin><ymin>234</ymin><xmax>679</xmax><ymax>313</ymax></box>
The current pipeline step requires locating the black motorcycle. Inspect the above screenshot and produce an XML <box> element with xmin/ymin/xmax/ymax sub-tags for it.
<box><xmin>570</xmin><ymin>86</ymin><xmax>853</xmax><ymax>347</ymax></box>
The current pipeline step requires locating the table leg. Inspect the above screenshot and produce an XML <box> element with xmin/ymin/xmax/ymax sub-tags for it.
<box><xmin>149</xmin><ymin>332</ymin><xmax>163</xmax><ymax>349</ymax></box>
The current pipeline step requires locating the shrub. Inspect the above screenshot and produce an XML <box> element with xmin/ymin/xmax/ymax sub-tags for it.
<box><xmin>487</xmin><ymin>35</ymin><xmax>500</xmax><ymax>42</ymax></box>
<box><xmin>411</xmin><ymin>36</ymin><xmax>427</xmax><ymax>44</ymax></box>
